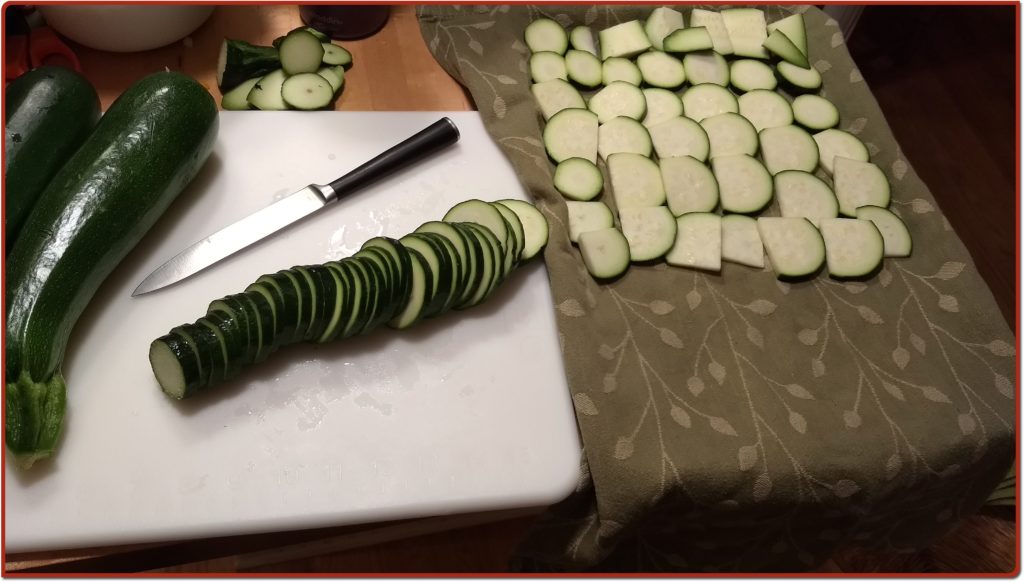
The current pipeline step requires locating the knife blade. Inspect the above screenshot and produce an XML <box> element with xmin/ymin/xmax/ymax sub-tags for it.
<box><xmin>132</xmin><ymin>117</ymin><xmax>460</xmax><ymax>296</ymax></box>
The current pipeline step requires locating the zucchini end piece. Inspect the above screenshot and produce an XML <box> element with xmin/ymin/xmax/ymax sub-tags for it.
<box><xmin>5</xmin><ymin>370</ymin><xmax>67</xmax><ymax>469</ymax></box>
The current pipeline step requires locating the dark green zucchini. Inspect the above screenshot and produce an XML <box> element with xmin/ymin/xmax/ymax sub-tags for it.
<box><xmin>6</xmin><ymin>72</ymin><xmax>218</xmax><ymax>468</ymax></box>
<box><xmin>149</xmin><ymin>201</ymin><xmax>550</xmax><ymax>401</ymax></box>
<box><xmin>217</xmin><ymin>39</ymin><xmax>280</xmax><ymax>91</ymax></box>
<box><xmin>4</xmin><ymin>67</ymin><xmax>100</xmax><ymax>249</ymax></box>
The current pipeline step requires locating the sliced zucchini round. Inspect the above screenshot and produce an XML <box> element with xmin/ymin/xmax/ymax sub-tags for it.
<box><xmin>554</xmin><ymin>158</ymin><xmax>604</xmax><ymax>201</ymax></box>
<box><xmin>525</xmin><ymin>18</ymin><xmax>569</xmax><ymax>55</ymax></box>
<box><xmin>578</xmin><ymin>227</ymin><xmax>630</xmax><ymax>279</ymax></box>
<box><xmin>701</xmin><ymin>112</ymin><xmax>758</xmax><ymax>158</ymax></box>
<box><xmin>588</xmin><ymin>81</ymin><xmax>647</xmax><ymax>124</ymax></box>
<box><xmin>759</xmin><ymin>124</ymin><xmax>819</xmax><ymax>175</ymax></box>
<box><xmin>681</xmin><ymin>83</ymin><xmax>738</xmax><ymax>122</ymax></box>
<box><xmin>281</xmin><ymin>73</ymin><xmax>334</xmax><ymax>110</ymax></box>
<box><xmin>598</xmin><ymin>116</ymin><xmax>652</xmax><ymax>160</ymax></box>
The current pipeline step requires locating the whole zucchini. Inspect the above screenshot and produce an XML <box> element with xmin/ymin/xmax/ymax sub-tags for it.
<box><xmin>5</xmin><ymin>67</ymin><xmax>100</xmax><ymax>249</ymax></box>
<box><xmin>6</xmin><ymin>72</ymin><xmax>219</xmax><ymax>468</ymax></box>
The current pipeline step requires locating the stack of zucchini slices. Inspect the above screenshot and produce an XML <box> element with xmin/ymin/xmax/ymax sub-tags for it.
<box><xmin>217</xmin><ymin>26</ymin><xmax>353</xmax><ymax>111</ymax></box>
<box><xmin>527</xmin><ymin>7</ymin><xmax>911</xmax><ymax>282</ymax></box>
<box><xmin>149</xmin><ymin>199</ymin><xmax>548</xmax><ymax>399</ymax></box>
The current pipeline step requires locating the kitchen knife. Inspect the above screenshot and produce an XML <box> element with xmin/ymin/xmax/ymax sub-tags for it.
<box><xmin>132</xmin><ymin>117</ymin><xmax>460</xmax><ymax>296</ymax></box>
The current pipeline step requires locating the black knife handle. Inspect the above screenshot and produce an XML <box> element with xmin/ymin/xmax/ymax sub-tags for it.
<box><xmin>326</xmin><ymin>117</ymin><xmax>460</xmax><ymax>200</ymax></box>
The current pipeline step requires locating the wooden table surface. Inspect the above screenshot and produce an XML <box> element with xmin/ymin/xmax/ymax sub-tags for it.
<box><xmin>6</xmin><ymin>4</ymin><xmax>491</xmax><ymax>574</ymax></box>
<box><xmin>79</xmin><ymin>4</ymin><xmax>473</xmax><ymax>111</ymax></box>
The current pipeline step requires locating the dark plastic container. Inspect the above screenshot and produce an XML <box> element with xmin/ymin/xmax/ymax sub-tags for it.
<box><xmin>299</xmin><ymin>5</ymin><xmax>391</xmax><ymax>40</ymax></box>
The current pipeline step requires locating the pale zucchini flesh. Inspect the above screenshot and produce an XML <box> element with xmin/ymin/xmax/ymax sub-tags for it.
<box><xmin>712</xmin><ymin>154</ymin><xmax>773</xmax><ymax>214</ymax></box>
<box><xmin>649</xmin><ymin>116</ymin><xmax>710</xmax><ymax>161</ymax></box>
<box><xmin>619</xmin><ymin>206</ymin><xmax>678</xmax><ymax>262</ymax></box>
<box><xmin>701</xmin><ymin>112</ymin><xmax>759</xmax><ymax>158</ymax></box>
<box><xmin>661</xmin><ymin>155</ymin><xmax>719</xmax><ymax>216</ymax></box>
<box><xmin>774</xmin><ymin>170</ymin><xmax>838</xmax><ymax>228</ymax></box>
<box><xmin>666</xmin><ymin>212</ymin><xmax>722</xmax><ymax>272</ymax></box>
<box><xmin>855</xmin><ymin>205</ymin><xmax>912</xmax><ymax>258</ymax></box>
<box><xmin>757</xmin><ymin>217</ymin><xmax>825</xmax><ymax>279</ymax></box>
<box><xmin>721</xmin><ymin>214</ymin><xmax>764</xmax><ymax>268</ymax></box>
<box><xmin>758</xmin><ymin>124</ymin><xmax>819</xmax><ymax>175</ymax></box>
<box><xmin>598</xmin><ymin>116</ymin><xmax>653</xmax><ymax>160</ymax></box>
<box><xmin>608</xmin><ymin>153</ymin><xmax>666</xmax><ymax>208</ymax></box>
<box><xmin>682</xmin><ymin>83</ymin><xmax>738</xmax><ymax>122</ymax></box>
<box><xmin>819</xmin><ymin>218</ymin><xmax>884</xmax><ymax>278</ymax></box>
<box><xmin>833</xmin><ymin>156</ymin><xmax>891</xmax><ymax>215</ymax></box>
<box><xmin>579</xmin><ymin>227</ymin><xmax>631</xmax><ymax>279</ymax></box>
<box><xmin>567</xmin><ymin>201</ymin><xmax>614</xmax><ymax>243</ymax></box>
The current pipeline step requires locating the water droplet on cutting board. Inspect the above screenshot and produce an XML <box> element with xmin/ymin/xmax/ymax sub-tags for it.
<box><xmin>272</xmin><ymin>188</ymin><xmax>291</xmax><ymax>201</ymax></box>
<box><xmin>327</xmin><ymin>152</ymin><xmax>336</xmax><ymax>160</ymax></box>
<box><xmin>354</xmin><ymin>392</ymin><xmax>393</xmax><ymax>416</ymax></box>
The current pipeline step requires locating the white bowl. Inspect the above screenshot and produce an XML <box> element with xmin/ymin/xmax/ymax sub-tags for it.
<box><xmin>39</xmin><ymin>5</ymin><xmax>215</xmax><ymax>53</ymax></box>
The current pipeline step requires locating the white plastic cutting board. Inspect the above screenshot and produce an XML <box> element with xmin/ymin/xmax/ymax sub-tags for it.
<box><xmin>4</xmin><ymin>112</ymin><xmax>581</xmax><ymax>553</ymax></box>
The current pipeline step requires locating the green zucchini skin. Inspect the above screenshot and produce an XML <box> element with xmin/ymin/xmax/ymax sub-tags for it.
<box><xmin>4</xmin><ymin>67</ymin><xmax>100</xmax><ymax>249</ymax></box>
<box><xmin>5</xmin><ymin>72</ymin><xmax>219</xmax><ymax>468</ymax></box>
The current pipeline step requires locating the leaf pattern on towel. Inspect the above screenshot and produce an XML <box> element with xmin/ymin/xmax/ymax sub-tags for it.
<box><xmin>419</xmin><ymin>4</ymin><xmax>1015</xmax><ymax>573</ymax></box>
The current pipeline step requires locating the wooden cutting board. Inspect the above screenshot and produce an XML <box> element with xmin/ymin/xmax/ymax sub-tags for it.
<box><xmin>5</xmin><ymin>111</ymin><xmax>581</xmax><ymax>553</ymax></box>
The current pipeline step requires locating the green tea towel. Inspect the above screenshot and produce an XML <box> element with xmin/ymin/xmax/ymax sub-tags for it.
<box><xmin>418</xmin><ymin>5</ymin><xmax>1016</xmax><ymax>571</ymax></box>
